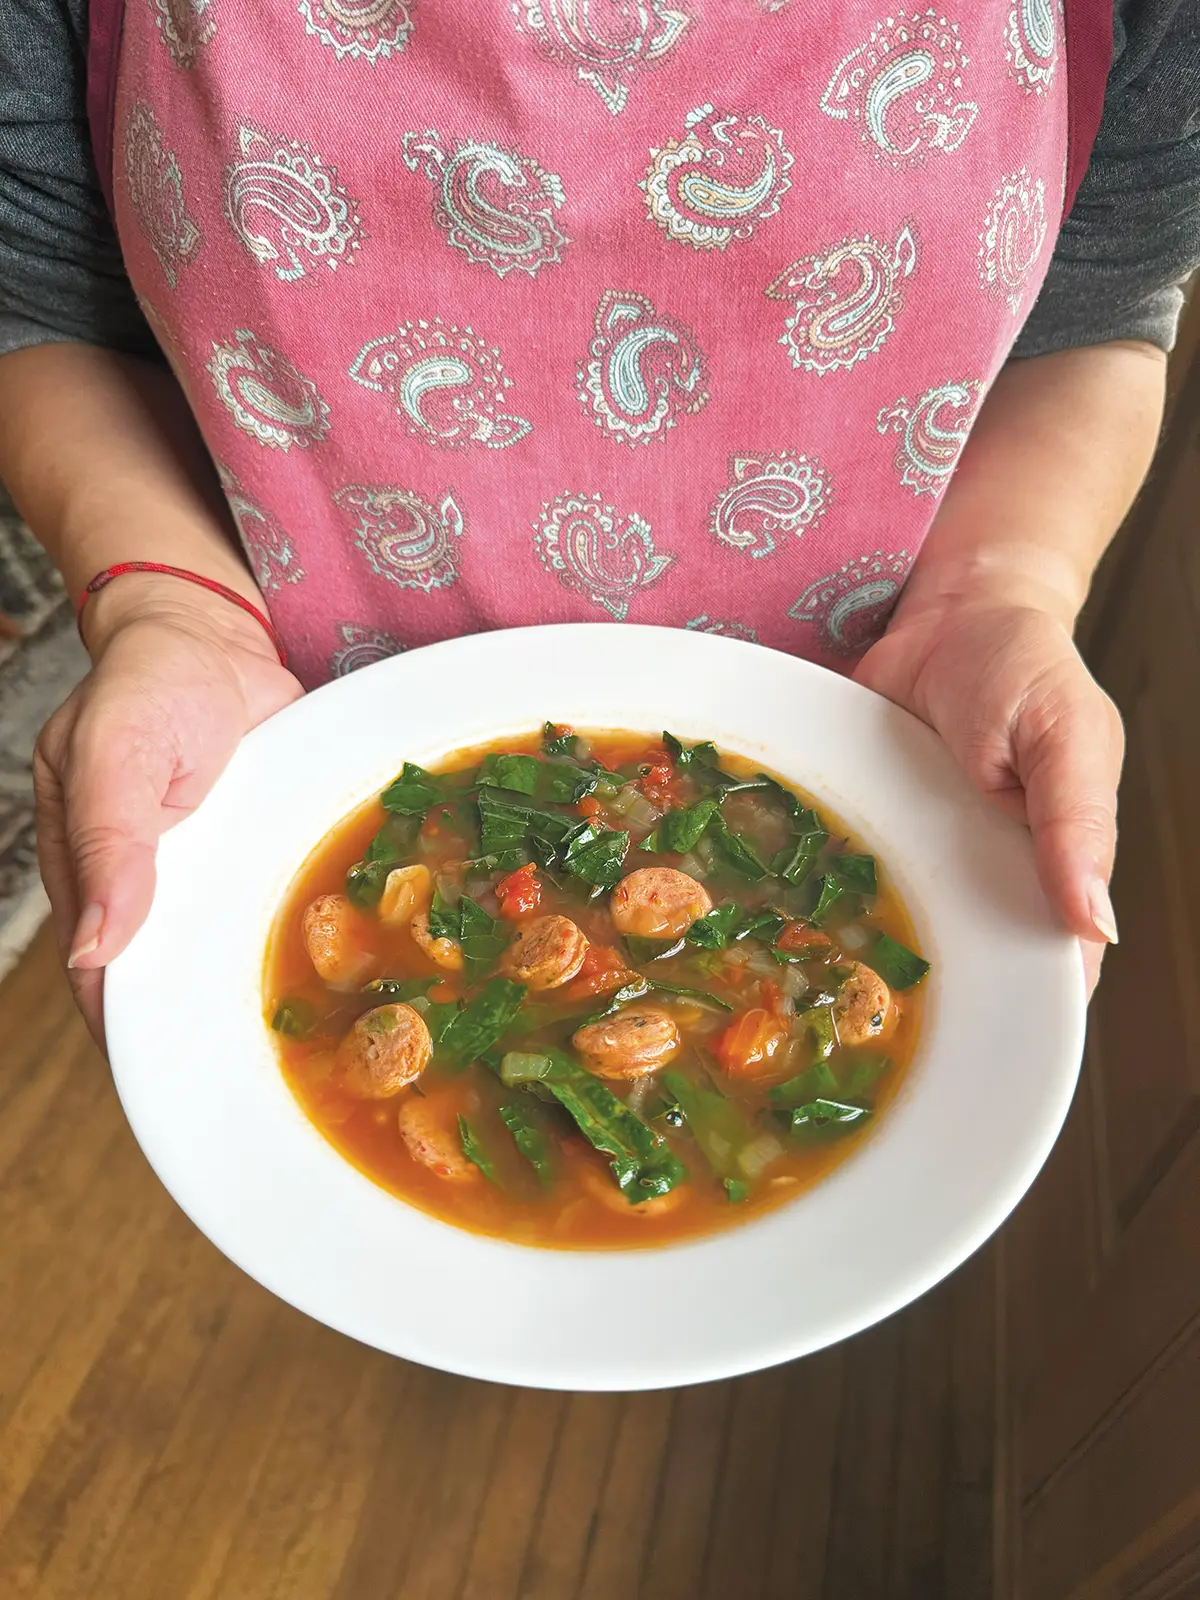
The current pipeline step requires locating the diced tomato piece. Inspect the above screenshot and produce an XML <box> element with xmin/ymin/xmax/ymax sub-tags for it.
<box><xmin>562</xmin><ymin>944</ymin><xmax>636</xmax><ymax>1000</ymax></box>
<box><xmin>577</xmin><ymin>794</ymin><xmax>604</xmax><ymax>819</ymax></box>
<box><xmin>639</xmin><ymin>757</ymin><xmax>679</xmax><ymax>807</ymax></box>
<box><xmin>775</xmin><ymin>921</ymin><xmax>835</xmax><ymax>957</ymax></box>
<box><xmin>716</xmin><ymin>1007</ymin><xmax>789</xmax><ymax>1079</ymax></box>
<box><xmin>495</xmin><ymin>862</ymin><xmax>542</xmax><ymax>920</ymax></box>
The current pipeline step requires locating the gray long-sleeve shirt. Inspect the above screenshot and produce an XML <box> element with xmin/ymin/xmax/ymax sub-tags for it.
<box><xmin>1</xmin><ymin>0</ymin><xmax>1198</xmax><ymax>364</ymax></box>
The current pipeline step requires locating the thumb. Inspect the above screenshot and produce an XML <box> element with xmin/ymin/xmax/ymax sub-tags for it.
<box><xmin>1014</xmin><ymin>667</ymin><xmax>1124</xmax><ymax>945</ymax></box>
<box><xmin>60</xmin><ymin>704</ymin><xmax>176</xmax><ymax>973</ymax></box>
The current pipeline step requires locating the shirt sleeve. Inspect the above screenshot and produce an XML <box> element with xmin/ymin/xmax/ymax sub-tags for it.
<box><xmin>0</xmin><ymin>0</ymin><xmax>158</xmax><ymax>361</ymax></box>
<box><xmin>1014</xmin><ymin>0</ymin><xmax>1200</xmax><ymax>358</ymax></box>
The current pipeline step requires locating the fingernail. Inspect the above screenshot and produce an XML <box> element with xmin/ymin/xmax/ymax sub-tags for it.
<box><xmin>1088</xmin><ymin>879</ymin><xmax>1119</xmax><ymax>945</ymax></box>
<box><xmin>68</xmin><ymin>903</ymin><xmax>105</xmax><ymax>968</ymax></box>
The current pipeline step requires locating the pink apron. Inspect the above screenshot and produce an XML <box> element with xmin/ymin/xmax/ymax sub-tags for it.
<box><xmin>87</xmin><ymin>0</ymin><xmax>1108</xmax><ymax>689</ymax></box>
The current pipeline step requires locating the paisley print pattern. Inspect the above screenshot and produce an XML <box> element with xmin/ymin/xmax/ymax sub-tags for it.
<box><xmin>641</xmin><ymin>104</ymin><xmax>793</xmax><ymax>251</ymax></box>
<box><xmin>877</xmin><ymin>380</ymin><xmax>981</xmax><ymax>495</ymax></box>
<box><xmin>685</xmin><ymin>615</ymin><xmax>759</xmax><ymax>641</ymax></box>
<box><xmin>820</xmin><ymin>11</ymin><xmax>978</xmax><ymax>164</ymax></box>
<box><xmin>512</xmin><ymin>1</ymin><xmax>692</xmax><ymax>116</ymax></box>
<box><xmin>788</xmin><ymin>551</ymin><xmax>912</xmax><ymax>653</ymax></box>
<box><xmin>579</xmin><ymin>290</ymin><xmax>708</xmax><ymax>446</ymax></box>
<box><xmin>330</xmin><ymin>623</ymin><xmax>406</xmax><ymax>676</ymax></box>
<box><xmin>334</xmin><ymin>484</ymin><xmax>465</xmax><ymax>593</ymax></box>
<box><xmin>224</xmin><ymin>124</ymin><xmax>362</xmax><ymax>281</ymax></box>
<box><xmin>766</xmin><ymin>220</ymin><xmax>918</xmax><ymax>376</ymax></box>
<box><xmin>709</xmin><ymin>453</ymin><xmax>830</xmax><ymax>559</ymax></box>
<box><xmin>349</xmin><ymin>320</ymin><xmax>531</xmax><ymax>449</ymax></box>
<box><xmin>401</xmin><ymin>131</ymin><xmax>569</xmax><ymax>277</ymax></box>
<box><xmin>299</xmin><ymin>0</ymin><xmax>414</xmax><ymax>63</ymax></box>
<box><xmin>207</xmin><ymin>330</ymin><xmax>331</xmax><ymax>450</ymax></box>
<box><xmin>124</xmin><ymin>103</ymin><xmax>202</xmax><ymax>289</ymax></box>
<box><xmin>152</xmin><ymin>0</ymin><xmax>215</xmax><ymax>67</ymax></box>
<box><xmin>979</xmin><ymin>169</ymin><xmax>1047</xmax><ymax>313</ymax></box>
<box><xmin>534</xmin><ymin>492</ymin><xmax>673</xmax><ymax>619</ymax></box>
<box><xmin>216</xmin><ymin>464</ymin><xmax>305</xmax><ymax>591</ymax></box>
<box><xmin>1006</xmin><ymin>0</ymin><xmax>1059</xmax><ymax>92</ymax></box>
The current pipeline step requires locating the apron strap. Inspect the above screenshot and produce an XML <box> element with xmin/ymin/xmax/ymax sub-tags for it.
<box><xmin>85</xmin><ymin>0</ymin><xmax>126</xmax><ymax>218</ymax></box>
<box><xmin>1063</xmin><ymin>0</ymin><xmax>1116</xmax><ymax>218</ymax></box>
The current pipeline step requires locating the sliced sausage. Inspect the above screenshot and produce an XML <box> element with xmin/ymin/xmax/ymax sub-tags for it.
<box><xmin>336</xmin><ymin>1003</ymin><xmax>432</xmax><ymax>1098</ymax></box>
<box><xmin>397</xmin><ymin>1096</ymin><xmax>478</xmax><ymax>1181</ymax></box>
<box><xmin>502</xmin><ymin>914</ymin><xmax>589</xmax><ymax>990</ymax></box>
<box><xmin>410</xmin><ymin>909</ymin><xmax>465</xmax><ymax>972</ymax></box>
<box><xmin>833</xmin><ymin>962</ymin><xmax>892</xmax><ymax>1047</ymax></box>
<box><xmin>572</xmin><ymin>1005</ymin><xmax>681</xmax><ymax>1079</ymax></box>
<box><xmin>303</xmin><ymin>892</ymin><xmax>374</xmax><ymax>987</ymax></box>
<box><xmin>610</xmin><ymin>867</ymin><xmax>712</xmax><ymax>940</ymax></box>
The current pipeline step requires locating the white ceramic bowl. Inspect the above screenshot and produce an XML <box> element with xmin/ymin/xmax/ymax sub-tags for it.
<box><xmin>104</xmin><ymin>624</ymin><xmax>1085</xmax><ymax>1391</ymax></box>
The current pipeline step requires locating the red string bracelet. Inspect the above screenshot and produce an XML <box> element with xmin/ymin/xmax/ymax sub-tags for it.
<box><xmin>76</xmin><ymin>561</ymin><xmax>288</xmax><ymax>668</ymax></box>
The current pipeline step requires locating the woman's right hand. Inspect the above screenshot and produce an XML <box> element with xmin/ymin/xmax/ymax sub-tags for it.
<box><xmin>33</xmin><ymin>577</ymin><xmax>303</xmax><ymax>1048</ymax></box>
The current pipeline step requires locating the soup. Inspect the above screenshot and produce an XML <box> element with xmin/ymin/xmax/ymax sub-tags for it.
<box><xmin>265</xmin><ymin>726</ymin><xmax>930</xmax><ymax>1249</ymax></box>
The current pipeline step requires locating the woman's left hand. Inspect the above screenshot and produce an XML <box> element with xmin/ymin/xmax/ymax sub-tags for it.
<box><xmin>855</xmin><ymin>597</ymin><xmax>1124</xmax><ymax>996</ymax></box>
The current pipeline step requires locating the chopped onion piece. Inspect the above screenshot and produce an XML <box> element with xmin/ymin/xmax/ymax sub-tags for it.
<box><xmin>676</xmin><ymin>852</ymin><xmax>706</xmax><ymax>879</ymax></box>
<box><xmin>737</xmin><ymin>1132</ymin><xmax>784</xmax><ymax>1181</ymax></box>
<box><xmin>625</xmin><ymin>1077</ymin><xmax>656</xmax><ymax>1117</ymax></box>
<box><xmin>746</xmin><ymin>949</ymin><xmax>782</xmax><ymax>977</ymax></box>
<box><xmin>839</xmin><ymin>922</ymin><xmax>870</xmax><ymax>951</ymax></box>
<box><xmin>724</xmin><ymin>945</ymin><xmax>752</xmax><ymax>966</ymax></box>
<box><xmin>780</xmin><ymin>966</ymin><xmax>809</xmax><ymax>1000</ymax></box>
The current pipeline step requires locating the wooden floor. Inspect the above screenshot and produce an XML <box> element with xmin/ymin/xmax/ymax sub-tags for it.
<box><xmin>0</xmin><ymin>925</ymin><xmax>1002</xmax><ymax>1600</ymax></box>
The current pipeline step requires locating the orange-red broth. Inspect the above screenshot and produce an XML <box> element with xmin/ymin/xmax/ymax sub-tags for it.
<box><xmin>265</xmin><ymin>732</ymin><xmax>925</xmax><ymax>1249</ymax></box>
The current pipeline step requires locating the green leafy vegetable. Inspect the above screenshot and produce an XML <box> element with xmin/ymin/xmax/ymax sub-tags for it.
<box><xmin>786</xmin><ymin>1098</ymin><xmax>872</xmax><ymax>1134</ymax></box>
<box><xmin>270</xmin><ymin>999</ymin><xmax>318</xmax><ymax>1040</ymax></box>
<box><xmin>686</xmin><ymin>903</ymin><xmax>741</xmax><ymax>949</ymax></box>
<box><xmin>542</xmin><ymin>721</ymin><xmax>581</xmax><ymax>759</ymax></box>
<box><xmin>842</xmin><ymin>1053</ymin><xmax>892</xmax><ymax>1100</ymax></box>
<box><xmin>439</xmin><ymin>978</ymin><xmax>527</xmax><ymax>1066</ymax></box>
<box><xmin>365</xmin><ymin>812</ymin><xmax>422</xmax><ymax>862</ymax></box>
<box><xmin>803</xmin><ymin>1004</ymin><xmax>837</xmax><ymax>1060</ymax></box>
<box><xmin>737</xmin><ymin>910</ymin><xmax>787</xmax><ymax>945</ymax></box>
<box><xmin>711</xmin><ymin>816</ymin><xmax>770</xmax><ymax>881</ymax></box>
<box><xmin>659</xmin><ymin>806</ymin><xmax>723</xmax><ymax>857</ymax></box>
<box><xmin>458</xmin><ymin>1115</ymin><xmax>502</xmax><ymax>1184</ymax></box>
<box><xmin>870</xmin><ymin>932</ymin><xmax>930</xmax><ymax>991</ymax></box>
<box><xmin>381</xmin><ymin>762</ymin><xmax>446</xmax><ymax>817</ymax></box>
<box><xmin>345</xmin><ymin>858</ymin><xmax>392</xmax><ymax>909</ymax></box>
<box><xmin>769</xmin><ymin>1060</ymin><xmax>838</xmax><ymax>1107</ymax></box>
<box><xmin>623</xmin><ymin>934</ymin><xmax>686</xmax><ymax>964</ymax></box>
<box><xmin>772</xmin><ymin>808</ymin><xmax>829</xmax><ymax>885</ymax></box>
<box><xmin>539</xmin><ymin>762</ymin><xmax>600</xmax><ymax>805</ymax></box>
<box><xmin>644</xmin><ymin>980</ymin><xmax>733</xmax><ymax>1011</ymax></box>
<box><xmin>725</xmin><ymin>1179</ymin><xmax>750</xmax><ymax>1204</ymax></box>
<box><xmin>476</xmin><ymin>788</ymin><xmax>576</xmax><ymax>867</ymax></box>
<box><xmin>476</xmin><ymin>752</ymin><xmax>541</xmax><ymax>796</ymax></box>
<box><xmin>534</xmin><ymin>1050</ymin><xmax>687</xmax><ymax>1202</ymax></box>
<box><xmin>363</xmin><ymin>976</ymin><xmax>439</xmax><ymax>1003</ymax></box>
<box><xmin>498</xmin><ymin>1102</ymin><xmax>554</xmax><ymax>1184</ymax></box>
<box><xmin>561</xmin><ymin>824</ymin><xmax>630</xmax><ymax>889</ymax></box>
<box><xmin>811</xmin><ymin>853</ymin><xmax>877</xmax><ymax>923</ymax></box>
<box><xmin>457</xmin><ymin>895</ymin><xmax>509</xmax><ymax>982</ymax></box>
<box><xmin>427</xmin><ymin>887</ymin><xmax>460</xmax><ymax>943</ymax></box>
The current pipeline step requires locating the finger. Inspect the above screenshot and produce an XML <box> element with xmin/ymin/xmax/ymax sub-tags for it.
<box><xmin>32</xmin><ymin>720</ymin><xmax>80</xmax><ymax>963</ymax></box>
<box><xmin>34</xmin><ymin>714</ymin><xmax>111</xmax><ymax>1051</ymax></box>
<box><xmin>60</xmin><ymin>706</ymin><xmax>176</xmax><ymax>973</ymax></box>
<box><xmin>1015</xmin><ymin>674</ymin><xmax>1124</xmax><ymax>945</ymax></box>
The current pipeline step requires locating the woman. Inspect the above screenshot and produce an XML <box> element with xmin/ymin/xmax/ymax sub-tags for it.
<box><xmin>1</xmin><ymin>0</ymin><xmax>1196</xmax><ymax>1041</ymax></box>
